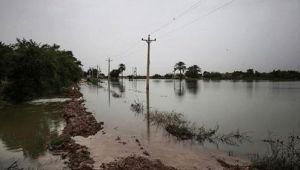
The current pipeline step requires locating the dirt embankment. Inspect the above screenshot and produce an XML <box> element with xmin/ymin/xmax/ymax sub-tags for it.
<box><xmin>50</xmin><ymin>87</ymin><xmax>103</xmax><ymax>170</ymax></box>
<box><xmin>100</xmin><ymin>155</ymin><xmax>178</xmax><ymax>170</ymax></box>
<box><xmin>52</xmin><ymin>86</ymin><xmax>243</xmax><ymax>170</ymax></box>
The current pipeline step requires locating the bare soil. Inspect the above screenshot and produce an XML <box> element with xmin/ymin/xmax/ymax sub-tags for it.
<box><xmin>50</xmin><ymin>86</ymin><xmax>103</xmax><ymax>170</ymax></box>
<box><xmin>100</xmin><ymin>155</ymin><xmax>178</xmax><ymax>170</ymax></box>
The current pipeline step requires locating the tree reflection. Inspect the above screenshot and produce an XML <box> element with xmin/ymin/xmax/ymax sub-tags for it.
<box><xmin>185</xmin><ymin>80</ymin><xmax>199</xmax><ymax>95</ymax></box>
<box><xmin>111</xmin><ymin>79</ymin><xmax>125</xmax><ymax>95</ymax></box>
<box><xmin>174</xmin><ymin>80</ymin><xmax>185</xmax><ymax>97</ymax></box>
<box><xmin>0</xmin><ymin>104</ymin><xmax>63</xmax><ymax>159</ymax></box>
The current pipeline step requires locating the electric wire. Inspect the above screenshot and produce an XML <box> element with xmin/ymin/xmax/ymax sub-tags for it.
<box><xmin>149</xmin><ymin>0</ymin><xmax>204</xmax><ymax>35</ymax></box>
<box><xmin>157</xmin><ymin>0</ymin><xmax>235</xmax><ymax>40</ymax></box>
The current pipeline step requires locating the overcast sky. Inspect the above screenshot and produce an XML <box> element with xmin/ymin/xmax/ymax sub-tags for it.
<box><xmin>1</xmin><ymin>0</ymin><xmax>300</xmax><ymax>75</ymax></box>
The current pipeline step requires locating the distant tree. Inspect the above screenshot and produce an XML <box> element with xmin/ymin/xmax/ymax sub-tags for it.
<box><xmin>202</xmin><ymin>71</ymin><xmax>222</xmax><ymax>79</ymax></box>
<box><xmin>152</xmin><ymin>74</ymin><xmax>162</xmax><ymax>79</ymax></box>
<box><xmin>185</xmin><ymin>65</ymin><xmax>201</xmax><ymax>78</ymax></box>
<box><xmin>164</xmin><ymin>73</ymin><xmax>174</xmax><ymax>79</ymax></box>
<box><xmin>174</xmin><ymin>61</ymin><xmax>186</xmax><ymax>79</ymax></box>
<box><xmin>232</xmin><ymin>71</ymin><xmax>244</xmax><ymax>79</ymax></box>
<box><xmin>245</xmin><ymin>69</ymin><xmax>254</xmax><ymax>78</ymax></box>
<box><xmin>110</xmin><ymin>69</ymin><xmax>121</xmax><ymax>78</ymax></box>
<box><xmin>87</xmin><ymin>68</ymin><xmax>99</xmax><ymax>78</ymax></box>
<box><xmin>118</xmin><ymin>63</ymin><xmax>126</xmax><ymax>78</ymax></box>
<box><xmin>202</xmin><ymin>71</ymin><xmax>210</xmax><ymax>79</ymax></box>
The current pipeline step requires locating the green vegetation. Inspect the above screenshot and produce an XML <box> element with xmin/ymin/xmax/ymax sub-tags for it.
<box><xmin>0</xmin><ymin>39</ymin><xmax>83</xmax><ymax>103</ymax></box>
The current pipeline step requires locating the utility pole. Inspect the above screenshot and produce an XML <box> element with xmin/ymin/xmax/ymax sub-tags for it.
<box><xmin>96</xmin><ymin>65</ymin><xmax>99</xmax><ymax>79</ymax></box>
<box><xmin>142</xmin><ymin>35</ymin><xmax>156</xmax><ymax>90</ymax></box>
<box><xmin>106</xmin><ymin>58</ymin><xmax>112</xmax><ymax>80</ymax></box>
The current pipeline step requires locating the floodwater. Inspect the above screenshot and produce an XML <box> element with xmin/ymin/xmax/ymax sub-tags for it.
<box><xmin>0</xmin><ymin>79</ymin><xmax>299</xmax><ymax>169</ymax></box>
<box><xmin>80</xmin><ymin>79</ymin><xmax>300</xmax><ymax>159</ymax></box>
<box><xmin>0</xmin><ymin>103</ymin><xmax>65</xmax><ymax>169</ymax></box>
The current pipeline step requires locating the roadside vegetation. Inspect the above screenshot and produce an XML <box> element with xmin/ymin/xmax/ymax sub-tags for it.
<box><xmin>0</xmin><ymin>39</ymin><xmax>83</xmax><ymax>103</ymax></box>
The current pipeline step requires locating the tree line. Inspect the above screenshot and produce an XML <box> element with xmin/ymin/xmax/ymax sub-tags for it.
<box><xmin>202</xmin><ymin>69</ymin><xmax>300</xmax><ymax>80</ymax></box>
<box><xmin>139</xmin><ymin>62</ymin><xmax>300</xmax><ymax>81</ymax></box>
<box><xmin>84</xmin><ymin>60</ymin><xmax>300</xmax><ymax>81</ymax></box>
<box><xmin>85</xmin><ymin>63</ymin><xmax>126</xmax><ymax>80</ymax></box>
<box><xmin>0</xmin><ymin>39</ymin><xmax>83</xmax><ymax>103</ymax></box>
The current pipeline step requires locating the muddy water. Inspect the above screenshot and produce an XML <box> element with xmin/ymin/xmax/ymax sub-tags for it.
<box><xmin>0</xmin><ymin>103</ymin><xmax>65</xmax><ymax>169</ymax></box>
<box><xmin>78</xmin><ymin>80</ymin><xmax>300</xmax><ymax>169</ymax></box>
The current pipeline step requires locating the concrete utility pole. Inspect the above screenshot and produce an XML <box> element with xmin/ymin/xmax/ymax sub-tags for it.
<box><xmin>142</xmin><ymin>35</ymin><xmax>156</xmax><ymax>90</ymax></box>
<box><xmin>106</xmin><ymin>58</ymin><xmax>112</xmax><ymax>80</ymax></box>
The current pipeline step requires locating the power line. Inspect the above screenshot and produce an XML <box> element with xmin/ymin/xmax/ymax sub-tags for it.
<box><xmin>149</xmin><ymin>0</ymin><xmax>204</xmax><ymax>35</ymax></box>
<box><xmin>110</xmin><ymin>0</ymin><xmax>204</xmax><ymax>60</ymax></box>
<box><xmin>157</xmin><ymin>0</ymin><xmax>236</xmax><ymax>40</ymax></box>
<box><xmin>105</xmin><ymin>0</ymin><xmax>235</xmax><ymax>65</ymax></box>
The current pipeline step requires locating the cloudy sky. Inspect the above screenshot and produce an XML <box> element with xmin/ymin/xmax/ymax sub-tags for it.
<box><xmin>0</xmin><ymin>0</ymin><xmax>300</xmax><ymax>75</ymax></box>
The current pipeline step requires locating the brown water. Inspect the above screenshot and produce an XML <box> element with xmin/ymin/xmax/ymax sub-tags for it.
<box><xmin>0</xmin><ymin>103</ymin><xmax>65</xmax><ymax>169</ymax></box>
<box><xmin>1</xmin><ymin>80</ymin><xmax>299</xmax><ymax>169</ymax></box>
<box><xmin>81</xmin><ymin>79</ymin><xmax>300</xmax><ymax>158</ymax></box>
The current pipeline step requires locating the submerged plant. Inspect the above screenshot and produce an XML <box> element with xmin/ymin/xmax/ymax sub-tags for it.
<box><xmin>130</xmin><ymin>103</ymin><xmax>250</xmax><ymax>146</ymax></box>
<box><xmin>251</xmin><ymin>135</ymin><xmax>300</xmax><ymax>170</ymax></box>
<box><xmin>130</xmin><ymin>100</ymin><xmax>144</xmax><ymax>114</ymax></box>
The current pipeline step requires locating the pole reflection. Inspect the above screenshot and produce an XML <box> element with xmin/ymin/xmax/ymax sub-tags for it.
<box><xmin>146</xmin><ymin>79</ymin><xmax>150</xmax><ymax>141</ymax></box>
<box><xmin>108</xmin><ymin>80</ymin><xmax>111</xmax><ymax>107</ymax></box>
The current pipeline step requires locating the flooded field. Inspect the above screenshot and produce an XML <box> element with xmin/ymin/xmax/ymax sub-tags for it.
<box><xmin>0</xmin><ymin>103</ymin><xmax>65</xmax><ymax>169</ymax></box>
<box><xmin>0</xmin><ymin>79</ymin><xmax>299</xmax><ymax>169</ymax></box>
<box><xmin>81</xmin><ymin>79</ymin><xmax>300</xmax><ymax>158</ymax></box>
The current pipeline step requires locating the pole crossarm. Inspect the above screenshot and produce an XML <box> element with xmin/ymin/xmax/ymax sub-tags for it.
<box><xmin>142</xmin><ymin>34</ymin><xmax>156</xmax><ymax>43</ymax></box>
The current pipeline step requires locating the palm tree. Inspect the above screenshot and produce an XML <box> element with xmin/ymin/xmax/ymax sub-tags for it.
<box><xmin>174</xmin><ymin>61</ymin><xmax>186</xmax><ymax>79</ymax></box>
<box><xmin>118</xmin><ymin>63</ymin><xmax>126</xmax><ymax>78</ymax></box>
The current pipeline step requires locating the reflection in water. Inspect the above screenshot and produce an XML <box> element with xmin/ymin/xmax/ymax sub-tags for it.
<box><xmin>131</xmin><ymin>79</ymin><xmax>137</xmax><ymax>90</ymax></box>
<box><xmin>111</xmin><ymin>79</ymin><xmax>125</xmax><ymax>94</ymax></box>
<box><xmin>0</xmin><ymin>104</ymin><xmax>63</xmax><ymax>159</ymax></box>
<box><xmin>88</xmin><ymin>80</ymin><xmax>300</xmax><ymax>157</ymax></box>
<box><xmin>146</xmin><ymin>86</ymin><xmax>150</xmax><ymax>141</ymax></box>
<box><xmin>185</xmin><ymin>80</ymin><xmax>199</xmax><ymax>95</ymax></box>
<box><xmin>130</xmin><ymin>101</ymin><xmax>251</xmax><ymax>147</ymax></box>
<box><xmin>108</xmin><ymin>80</ymin><xmax>111</xmax><ymax>106</ymax></box>
<box><xmin>245</xmin><ymin>81</ymin><xmax>254</xmax><ymax>97</ymax></box>
<box><xmin>174</xmin><ymin>80</ymin><xmax>185</xmax><ymax>97</ymax></box>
